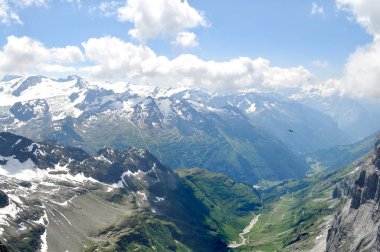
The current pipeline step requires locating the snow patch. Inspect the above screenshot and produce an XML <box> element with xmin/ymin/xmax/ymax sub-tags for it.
<box><xmin>154</xmin><ymin>197</ymin><xmax>165</xmax><ymax>202</ymax></box>
<box><xmin>137</xmin><ymin>191</ymin><xmax>148</xmax><ymax>201</ymax></box>
<box><xmin>0</xmin><ymin>201</ymin><xmax>21</xmax><ymax>225</ymax></box>
<box><xmin>156</xmin><ymin>99</ymin><xmax>172</xmax><ymax>117</ymax></box>
<box><xmin>246</xmin><ymin>103</ymin><xmax>257</xmax><ymax>113</ymax></box>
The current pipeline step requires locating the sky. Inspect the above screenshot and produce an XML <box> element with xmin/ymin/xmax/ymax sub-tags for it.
<box><xmin>0</xmin><ymin>0</ymin><xmax>379</xmax><ymax>99</ymax></box>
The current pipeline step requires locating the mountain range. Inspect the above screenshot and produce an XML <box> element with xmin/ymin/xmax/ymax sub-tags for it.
<box><xmin>0</xmin><ymin>74</ymin><xmax>380</xmax><ymax>251</ymax></box>
<box><xmin>1</xmin><ymin>125</ymin><xmax>379</xmax><ymax>251</ymax></box>
<box><xmin>1</xmin><ymin>75</ymin><xmax>374</xmax><ymax>184</ymax></box>
<box><xmin>0</xmin><ymin>132</ymin><xmax>261</xmax><ymax>251</ymax></box>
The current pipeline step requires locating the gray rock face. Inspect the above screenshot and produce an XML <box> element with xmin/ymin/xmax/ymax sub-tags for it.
<box><xmin>11</xmin><ymin>76</ymin><xmax>43</xmax><ymax>97</ymax></box>
<box><xmin>374</xmin><ymin>138</ymin><xmax>380</xmax><ymax>168</ymax></box>
<box><xmin>332</xmin><ymin>186</ymin><xmax>342</xmax><ymax>199</ymax></box>
<box><xmin>327</xmin><ymin>138</ymin><xmax>380</xmax><ymax>251</ymax></box>
<box><xmin>0</xmin><ymin>190</ymin><xmax>9</xmax><ymax>208</ymax></box>
<box><xmin>332</xmin><ymin>180</ymin><xmax>351</xmax><ymax>200</ymax></box>
<box><xmin>9</xmin><ymin>99</ymin><xmax>49</xmax><ymax>122</ymax></box>
<box><xmin>0</xmin><ymin>241</ymin><xmax>8</xmax><ymax>252</ymax></box>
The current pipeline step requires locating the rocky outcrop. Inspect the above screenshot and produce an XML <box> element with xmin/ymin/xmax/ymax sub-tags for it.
<box><xmin>9</xmin><ymin>99</ymin><xmax>49</xmax><ymax>122</ymax></box>
<box><xmin>374</xmin><ymin>138</ymin><xmax>380</xmax><ymax>168</ymax></box>
<box><xmin>0</xmin><ymin>242</ymin><xmax>8</xmax><ymax>252</ymax></box>
<box><xmin>327</xmin><ymin>137</ymin><xmax>380</xmax><ymax>251</ymax></box>
<box><xmin>332</xmin><ymin>180</ymin><xmax>351</xmax><ymax>199</ymax></box>
<box><xmin>0</xmin><ymin>190</ymin><xmax>9</xmax><ymax>208</ymax></box>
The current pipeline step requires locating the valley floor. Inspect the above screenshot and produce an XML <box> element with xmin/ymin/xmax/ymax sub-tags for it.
<box><xmin>228</xmin><ymin>214</ymin><xmax>261</xmax><ymax>248</ymax></box>
<box><xmin>233</xmin><ymin>159</ymin><xmax>359</xmax><ymax>252</ymax></box>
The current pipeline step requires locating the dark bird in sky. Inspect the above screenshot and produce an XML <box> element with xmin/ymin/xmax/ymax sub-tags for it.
<box><xmin>288</xmin><ymin>129</ymin><xmax>294</xmax><ymax>133</ymax></box>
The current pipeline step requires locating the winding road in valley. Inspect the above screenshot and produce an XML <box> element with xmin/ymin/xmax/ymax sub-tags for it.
<box><xmin>228</xmin><ymin>214</ymin><xmax>261</xmax><ymax>249</ymax></box>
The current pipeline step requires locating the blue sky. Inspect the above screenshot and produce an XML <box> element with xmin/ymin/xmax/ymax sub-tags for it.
<box><xmin>0</xmin><ymin>0</ymin><xmax>379</xmax><ymax>98</ymax></box>
<box><xmin>1</xmin><ymin>1</ymin><xmax>370</xmax><ymax>70</ymax></box>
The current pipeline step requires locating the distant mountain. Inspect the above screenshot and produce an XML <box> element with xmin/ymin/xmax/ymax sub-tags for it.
<box><xmin>0</xmin><ymin>132</ymin><xmax>261</xmax><ymax>251</ymax></box>
<box><xmin>0</xmin><ymin>75</ymin><xmax>310</xmax><ymax>184</ymax></box>
<box><xmin>209</xmin><ymin>92</ymin><xmax>349</xmax><ymax>153</ymax></box>
<box><xmin>311</xmin><ymin>132</ymin><xmax>378</xmax><ymax>171</ymax></box>
<box><xmin>291</xmin><ymin>86</ymin><xmax>380</xmax><ymax>142</ymax></box>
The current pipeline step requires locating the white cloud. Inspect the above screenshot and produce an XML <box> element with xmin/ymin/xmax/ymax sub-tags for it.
<box><xmin>0</xmin><ymin>0</ymin><xmax>21</xmax><ymax>24</ymax></box>
<box><xmin>81</xmin><ymin>36</ymin><xmax>166</xmax><ymax>80</ymax></box>
<box><xmin>311</xmin><ymin>2</ymin><xmax>324</xmax><ymax>15</ymax></box>
<box><xmin>336</xmin><ymin>0</ymin><xmax>380</xmax><ymax>99</ymax></box>
<box><xmin>49</xmin><ymin>46</ymin><xmax>84</xmax><ymax>64</ymax></box>
<box><xmin>318</xmin><ymin>79</ymin><xmax>344</xmax><ymax>97</ymax></box>
<box><xmin>0</xmin><ymin>36</ymin><xmax>84</xmax><ymax>75</ymax></box>
<box><xmin>0</xmin><ymin>0</ymin><xmax>46</xmax><ymax>24</ymax></box>
<box><xmin>312</xmin><ymin>60</ymin><xmax>329</xmax><ymax>68</ymax></box>
<box><xmin>341</xmin><ymin>40</ymin><xmax>380</xmax><ymax>99</ymax></box>
<box><xmin>294</xmin><ymin>79</ymin><xmax>344</xmax><ymax>99</ymax></box>
<box><xmin>90</xmin><ymin>1</ymin><xmax>122</xmax><ymax>17</ymax></box>
<box><xmin>172</xmin><ymin>32</ymin><xmax>199</xmax><ymax>48</ymax></box>
<box><xmin>337</xmin><ymin>0</ymin><xmax>380</xmax><ymax>38</ymax></box>
<box><xmin>0</xmin><ymin>35</ymin><xmax>312</xmax><ymax>93</ymax></box>
<box><xmin>37</xmin><ymin>63</ymin><xmax>77</xmax><ymax>73</ymax></box>
<box><xmin>117</xmin><ymin>0</ymin><xmax>207</xmax><ymax>42</ymax></box>
<box><xmin>14</xmin><ymin>0</ymin><xmax>45</xmax><ymax>8</ymax></box>
<box><xmin>82</xmin><ymin>36</ymin><xmax>312</xmax><ymax>92</ymax></box>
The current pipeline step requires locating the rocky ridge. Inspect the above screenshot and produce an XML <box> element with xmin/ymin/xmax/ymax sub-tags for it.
<box><xmin>0</xmin><ymin>75</ymin><xmax>312</xmax><ymax>184</ymax></box>
<box><xmin>327</xmin><ymin>137</ymin><xmax>380</xmax><ymax>251</ymax></box>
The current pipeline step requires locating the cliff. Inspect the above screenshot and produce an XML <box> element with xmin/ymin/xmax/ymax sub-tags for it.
<box><xmin>327</xmin><ymin>138</ymin><xmax>380</xmax><ymax>251</ymax></box>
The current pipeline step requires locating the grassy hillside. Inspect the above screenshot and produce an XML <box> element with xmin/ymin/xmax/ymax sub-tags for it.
<box><xmin>42</xmin><ymin>111</ymin><xmax>309</xmax><ymax>185</ymax></box>
<box><xmin>78</xmin><ymin>168</ymin><xmax>263</xmax><ymax>252</ymax></box>
<box><xmin>311</xmin><ymin>132</ymin><xmax>377</xmax><ymax>171</ymax></box>
<box><xmin>234</xmin><ymin>151</ymin><xmax>370</xmax><ymax>251</ymax></box>
<box><xmin>177</xmin><ymin>169</ymin><xmax>261</xmax><ymax>242</ymax></box>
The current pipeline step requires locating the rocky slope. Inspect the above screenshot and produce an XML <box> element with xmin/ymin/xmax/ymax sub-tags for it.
<box><xmin>326</xmin><ymin>138</ymin><xmax>380</xmax><ymax>251</ymax></box>
<box><xmin>0</xmin><ymin>132</ymin><xmax>261</xmax><ymax>252</ymax></box>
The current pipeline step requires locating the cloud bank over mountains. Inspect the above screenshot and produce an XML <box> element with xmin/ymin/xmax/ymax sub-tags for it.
<box><xmin>0</xmin><ymin>0</ymin><xmax>379</xmax><ymax>99</ymax></box>
<box><xmin>0</xmin><ymin>35</ymin><xmax>312</xmax><ymax>92</ymax></box>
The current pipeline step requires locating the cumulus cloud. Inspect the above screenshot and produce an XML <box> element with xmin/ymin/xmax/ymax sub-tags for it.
<box><xmin>318</xmin><ymin>79</ymin><xmax>344</xmax><ymax>97</ymax></box>
<box><xmin>337</xmin><ymin>0</ymin><xmax>380</xmax><ymax>38</ymax></box>
<box><xmin>0</xmin><ymin>35</ymin><xmax>313</xmax><ymax>92</ymax></box>
<box><xmin>172</xmin><ymin>32</ymin><xmax>199</xmax><ymax>48</ymax></box>
<box><xmin>117</xmin><ymin>0</ymin><xmax>207</xmax><ymax>42</ymax></box>
<box><xmin>311</xmin><ymin>2</ymin><xmax>324</xmax><ymax>15</ymax></box>
<box><xmin>0</xmin><ymin>36</ymin><xmax>84</xmax><ymax>75</ymax></box>
<box><xmin>336</xmin><ymin>0</ymin><xmax>380</xmax><ymax>99</ymax></box>
<box><xmin>37</xmin><ymin>63</ymin><xmax>77</xmax><ymax>73</ymax></box>
<box><xmin>82</xmin><ymin>36</ymin><xmax>166</xmax><ymax>79</ymax></box>
<box><xmin>341</xmin><ymin>40</ymin><xmax>380</xmax><ymax>99</ymax></box>
<box><xmin>82</xmin><ymin>36</ymin><xmax>312</xmax><ymax>91</ymax></box>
